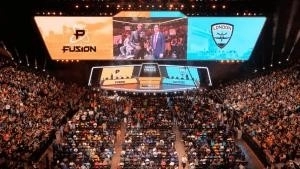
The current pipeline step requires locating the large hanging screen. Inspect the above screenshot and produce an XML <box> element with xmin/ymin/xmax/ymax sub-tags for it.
<box><xmin>34</xmin><ymin>11</ymin><xmax>266</xmax><ymax>61</ymax></box>
<box><xmin>187</xmin><ymin>17</ymin><xmax>266</xmax><ymax>60</ymax></box>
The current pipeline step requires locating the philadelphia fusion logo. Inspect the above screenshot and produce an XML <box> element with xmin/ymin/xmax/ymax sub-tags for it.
<box><xmin>62</xmin><ymin>24</ymin><xmax>96</xmax><ymax>53</ymax></box>
<box><xmin>70</xmin><ymin>24</ymin><xmax>89</xmax><ymax>43</ymax></box>
<box><xmin>211</xmin><ymin>23</ymin><xmax>234</xmax><ymax>49</ymax></box>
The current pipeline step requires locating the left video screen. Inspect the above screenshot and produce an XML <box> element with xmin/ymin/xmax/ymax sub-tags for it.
<box><xmin>34</xmin><ymin>16</ymin><xmax>114</xmax><ymax>60</ymax></box>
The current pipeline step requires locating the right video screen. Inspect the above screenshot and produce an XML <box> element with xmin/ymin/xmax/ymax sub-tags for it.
<box><xmin>187</xmin><ymin>17</ymin><xmax>266</xmax><ymax>60</ymax></box>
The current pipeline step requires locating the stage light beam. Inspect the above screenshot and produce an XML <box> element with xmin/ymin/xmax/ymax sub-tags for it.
<box><xmin>281</xmin><ymin>0</ymin><xmax>298</xmax><ymax>54</ymax></box>
<box><xmin>271</xmin><ymin>5</ymin><xmax>280</xmax><ymax>65</ymax></box>
<box><xmin>287</xmin><ymin>30</ymin><xmax>300</xmax><ymax>60</ymax></box>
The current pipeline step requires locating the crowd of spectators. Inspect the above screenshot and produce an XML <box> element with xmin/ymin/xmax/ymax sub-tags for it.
<box><xmin>1</xmin><ymin>55</ymin><xmax>299</xmax><ymax>169</ymax></box>
<box><xmin>212</xmin><ymin>63</ymin><xmax>300</xmax><ymax>168</ymax></box>
<box><xmin>120</xmin><ymin>96</ymin><xmax>179</xmax><ymax>168</ymax></box>
<box><xmin>50</xmin><ymin>89</ymin><xmax>250</xmax><ymax>169</ymax></box>
<box><xmin>0</xmin><ymin>61</ymin><xmax>86</xmax><ymax>168</ymax></box>
<box><xmin>51</xmin><ymin>90</ymin><xmax>126</xmax><ymax>169</ymax></box>
<box><xmin>172</xmin><ymin>93</ymin><xmax>247</xmax><ymax>169</ymax></box>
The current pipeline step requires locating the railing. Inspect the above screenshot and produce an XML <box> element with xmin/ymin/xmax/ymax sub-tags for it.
<box><xmin>242</xmin><ymin>132</ymin><xmax>270</xmax><ymax>167</ymax></box>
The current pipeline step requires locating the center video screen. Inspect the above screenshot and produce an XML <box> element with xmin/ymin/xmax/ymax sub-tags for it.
<box><xmin>113</xmin><ymin>17</ymin><xmax>187</xmax><ymax>60</ymax></box>
<box><xmin>34</xmin><ymin>11</ymin><xmax>266</xmax><ymax>61</ymax></box>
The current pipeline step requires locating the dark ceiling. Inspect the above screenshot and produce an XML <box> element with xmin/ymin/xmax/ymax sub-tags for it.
<box><xmin>0</xmin><ymin>0</ymin><xmax>279</xmax><ymax>16</ymax></box>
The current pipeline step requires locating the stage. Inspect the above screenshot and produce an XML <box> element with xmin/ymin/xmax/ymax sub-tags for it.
<box><xmin>100</xmin><ymin>82</ymin><xmax>198</xmax><ymax>93</ymax></box>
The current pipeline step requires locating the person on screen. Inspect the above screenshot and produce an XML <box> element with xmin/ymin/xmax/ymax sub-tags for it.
<box><xmin>150</xmin><ymin>24</ymin><xmax>165</xmax><ymax>59</ymax></box>
<box><xmin>129</xmin><ymin>23</ymin><xmax>146</xmax><ymax>59</ymax></box>
<box><xmin>119</xmin><ymin>33</ymin><xmax>133</xmax><ymax>57</ymax></box>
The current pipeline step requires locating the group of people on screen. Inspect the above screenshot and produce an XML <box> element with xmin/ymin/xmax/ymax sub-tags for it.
<box><xmin>115</xmin><ymin>22</ymin><xmax>186</xmax><ymax>60</ymax></box>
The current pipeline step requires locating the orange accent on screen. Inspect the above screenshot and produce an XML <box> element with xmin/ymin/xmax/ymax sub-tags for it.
<box><xmin>34</xmin><ymin>16</ymin><xmax>113</xmax><ymax>60</ymax></box>
<box><xmin>114</xmin><ymin>11</ymin><xmax>150</xmax><ymax>17</ymax></box>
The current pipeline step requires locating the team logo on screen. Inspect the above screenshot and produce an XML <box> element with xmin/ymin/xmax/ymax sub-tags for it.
<box><xmin>211</xmin><ymin>23</ymin><xmax>234</xmax><ymax>49</ymax></box>
<box><xmin>62</xmin><ymin>24</ymin><xmax>96</xmax><ymax>53</ymax></box>
<box><xmin>70</xmin><ymin>24</ymin><xmax>89</xmax><ymax>43</ymax></box>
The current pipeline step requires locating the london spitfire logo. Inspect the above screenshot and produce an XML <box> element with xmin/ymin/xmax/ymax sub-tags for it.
<box><xmin>211</xmin><ymin>23</ymin><xmax>234</xmax><ymax>49</ymax></box>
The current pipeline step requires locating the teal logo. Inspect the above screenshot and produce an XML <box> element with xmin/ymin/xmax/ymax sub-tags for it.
<box><xmin>211</xmin><ymin>23</ymin><xmax>234</xmax><ymax>49</ymax></box>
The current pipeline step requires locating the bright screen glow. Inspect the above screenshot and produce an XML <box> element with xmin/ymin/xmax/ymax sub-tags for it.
<box><xmin>100</xmin><ymin>66</ymin><xmax>135</xmax><ymax>81</ymax></box>
<box><xmin>34</xmin><ymin>12</ymin><xmax>266</xmax><ymax>61</ymax></box>
<box><xmin>162</xmin><ymin>65</ymin><xmax>199</xmax><ymax>86</ymax></box>
<box><xmin>34</xmin><ymin>16</ymin><xmax>113</xmax><ymax>60</ymax></box>
<box><xmin>187</xmin><ymin>17</ymin><xmax>266</xmax><ymax>60</ymax></box>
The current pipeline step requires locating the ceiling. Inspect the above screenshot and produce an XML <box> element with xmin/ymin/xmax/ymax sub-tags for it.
<box><xmin>1</xmin><ymin>0</ymin><xmax>278</xmax><ymax>16</ymax></box>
